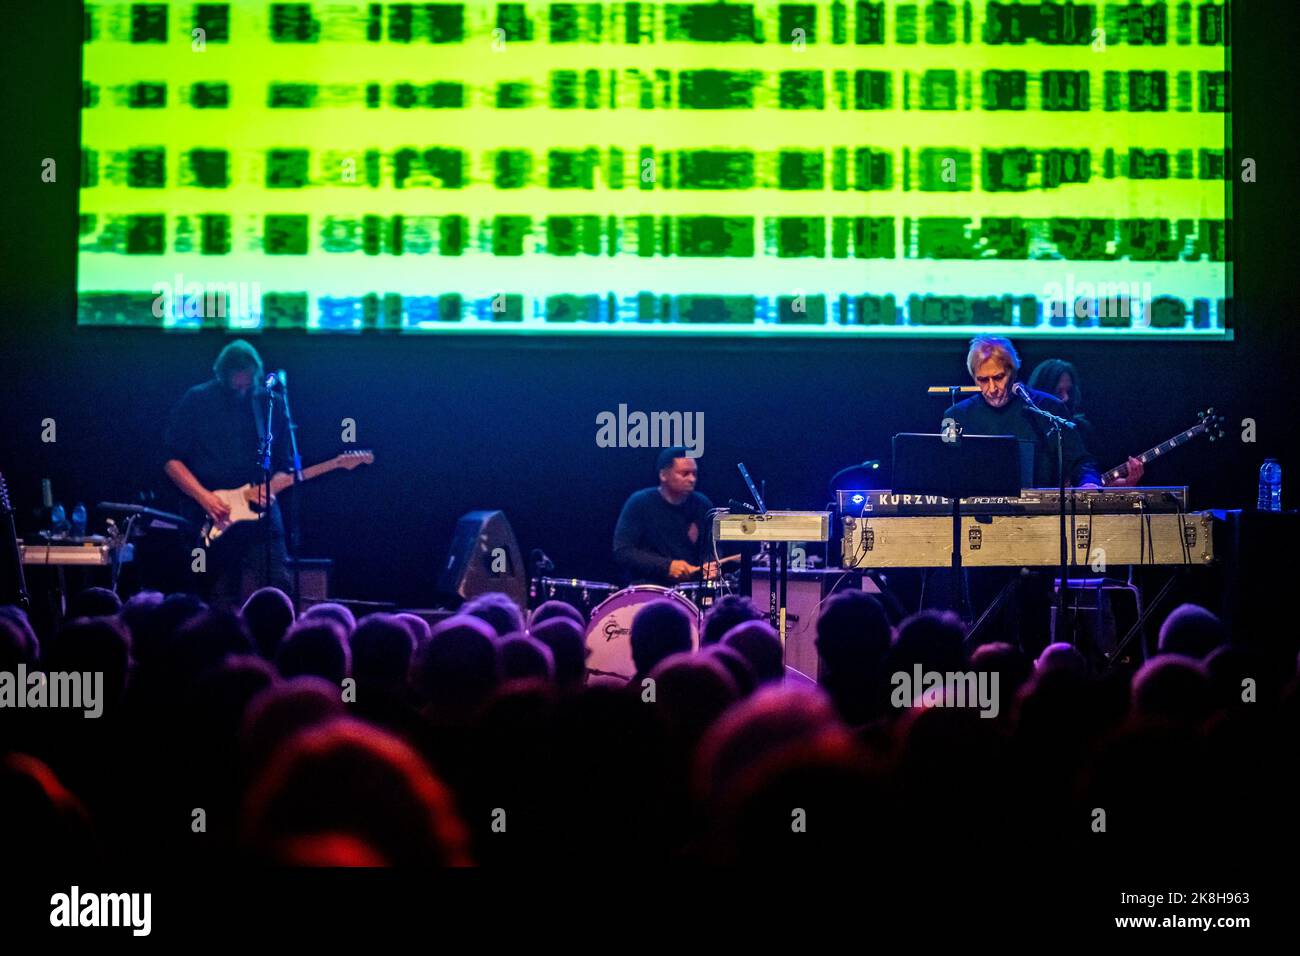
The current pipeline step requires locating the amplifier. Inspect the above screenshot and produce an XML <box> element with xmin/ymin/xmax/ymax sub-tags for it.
<box><xmin>749</xmin><ymin>569</ymin><xmax>879</xmax><ymax>681</ymax></box>
<box><xmin>242</xmin><ymin>558</ymin><xmax>333</xmax><ymax>612</ymax></box>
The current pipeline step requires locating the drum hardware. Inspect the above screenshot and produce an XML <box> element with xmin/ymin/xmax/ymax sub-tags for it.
<box><xmin>529</xmin><ymin>575</ymin><xmax>618</xmax><ymax>625</ymax></box>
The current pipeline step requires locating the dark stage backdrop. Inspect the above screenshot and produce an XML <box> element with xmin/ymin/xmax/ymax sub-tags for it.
<box><xmin>2</xmin><ymin>2</ymin><xmax>1296</xmax><ymax>606</ymax></box>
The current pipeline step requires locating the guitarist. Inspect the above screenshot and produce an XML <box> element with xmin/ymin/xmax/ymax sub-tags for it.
<box><xmin>1026</xmin><ymin>358</ymin><xmax>1145</xmax><ymax>487</ymax></box>
<box><xmin>161</xmin><ymin>339</ymin><xmax>291</xmax><ymax>607</ymax></box>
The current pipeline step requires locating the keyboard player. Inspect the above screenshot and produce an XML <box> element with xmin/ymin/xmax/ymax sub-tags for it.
<box><xmin>938</xmin><ymin>336</ymin><xmax>1100</xmax><ymax>654</ymax></box>
<box><xmin>944</xmin><ymin>336</ymin><xmax>1104</xmax><ymax>489</ymax></box>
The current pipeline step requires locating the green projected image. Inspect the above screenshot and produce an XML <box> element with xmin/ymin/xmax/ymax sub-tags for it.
<box><xmin>76</xmin><ymin>1</ymin><xmax>1231</xmax><ymax>336</ymax></box>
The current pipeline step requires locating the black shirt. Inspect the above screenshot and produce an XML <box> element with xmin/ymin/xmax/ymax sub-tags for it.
<box><xmin>162</xmin><ymin>378</ymin><xmax>290</xmax><ymax>515</ymax></box>
<box><xmin>613</xmin><ymin>487</ymin><xmax>715</xmax><ymax>585</ymax></box>
<box><xmin>944</xmin><ymin>388</ymin><xmax>1102</xmax><ymax>488</ymax></box>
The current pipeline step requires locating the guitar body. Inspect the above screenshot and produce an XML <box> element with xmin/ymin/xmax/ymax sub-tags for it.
<box><xmin>201</xmin><ymin>485</ymin><xmax>265</xmax><ymax>546</ymax></box>
<box><xmin>197</xmin><ymin>450</ymin><xmax>374</xmax><ymax>548</ymax></box>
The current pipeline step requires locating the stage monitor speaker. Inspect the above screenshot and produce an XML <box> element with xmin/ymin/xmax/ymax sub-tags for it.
<box><xmin>438</xmin><ymin>510</ymin><xmax>527</xmax><ymax>610</ymax></box>
<box><xmin>301</xmin><ymin>598</ymin><xmax>397</xmax><ymax>619</ymax></box>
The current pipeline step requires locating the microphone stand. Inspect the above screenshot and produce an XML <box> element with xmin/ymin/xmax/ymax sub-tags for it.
<box><xmin>258</xmin><ymin>386</ymin><xmax>276</xmax><ymax>594</ymax></box>
<box><xmin>280</xmin><ymin>381</ymin><xmax>304</xmax><ymax>613</ymax></box>
<box><xmin>1017</xmin><ymin>392</ymin><xmax>1076</xmax><ymax>645</ymax></box>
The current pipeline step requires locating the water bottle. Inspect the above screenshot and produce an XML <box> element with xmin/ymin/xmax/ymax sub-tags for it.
<box><xmin>1257</xmin><ymin>459</ymin><xmax>1282</xmax><ymax>512</ymax></box>
<box><xmin>71</xmin><ymin>502</ymin><xmax>87</xmax><ymax>538</ymax></box>
<box><xmin>49</xmin><ymin>502</ymin><xmax>68</xmax><ymax>537</ymax></box>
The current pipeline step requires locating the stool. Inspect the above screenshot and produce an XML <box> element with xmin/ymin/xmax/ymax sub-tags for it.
<box><xmin>1051</xmin><ymin>576</ymin><xmax>1145</xmax><ymax>663</ymax></box>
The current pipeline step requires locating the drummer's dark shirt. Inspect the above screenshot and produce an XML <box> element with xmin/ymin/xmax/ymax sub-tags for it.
<box><xmin>613</xmin><ymin>487</ymin><xmax>715</xmax><ymax>585</ymax></box>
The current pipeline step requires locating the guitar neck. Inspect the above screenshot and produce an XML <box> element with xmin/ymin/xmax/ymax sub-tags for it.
<box><xmin>268</xmin><ymin>459</ymin><xmax>344</xmax><ymax>495</ymax></box>
<box><xmin>1104</xmin><ymin>422</ymin><xmax>1206</xmax><ymax>482</ymax></box>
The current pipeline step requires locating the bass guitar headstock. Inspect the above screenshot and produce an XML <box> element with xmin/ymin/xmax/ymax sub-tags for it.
<box><xmin>1197</xmin><ymin>407</ymin><xmax>1226</xmax><ymax>442</ymax></box>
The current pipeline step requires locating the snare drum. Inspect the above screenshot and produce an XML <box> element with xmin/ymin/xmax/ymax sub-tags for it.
<box><xmin>584</xmin><ymin>585</ymin><xmax>701</xmax><ymax>680</ymax></box>
<box><xmin>671</xmin><ymin>579</ymin><xmax>727</xmax><ymax>612</ymax></box>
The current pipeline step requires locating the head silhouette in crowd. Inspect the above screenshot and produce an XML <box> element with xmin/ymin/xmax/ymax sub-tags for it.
<box><xmin>242</xmin><ymin>718</ymin><xmax>471</xmax><ymax>866</ymax></box>
<box><xmin>721</xmin><ymin>620</ymin><xmax>784</xmax><ymax>685</ymax></box>
<box><xmin>647</xmin><ymin>653</ymin><xmax>739</xmax><ymax>751</ymax></box>
<box><xmin>1035</xmin><ymin>642</ymin><xmax>1087</xmax><ymax>677</ymax></box>
<box><xmin>395</xmin><ymin>613</ymin><xmax>432</xmax><ymax>648</ymax></box>
<box><xmin>349</xmin><ymin>613</ymin><xmax>416</xmax><ymax>688</ymax></box>
<box><xmin>705</xmin><ymin>644</ymin><xmax>758</xmax><ymax>698</ymax></box>
<box><xmin>814</xmin><ymin>591</ymin><xmax>893</xmax><ymax>724</ymax></box>
<box><xmin>410</xmin><ymin>615</ymin><xmax>500</xmax><ymax>722</ymax></box>
<box><xmin>0</xmin><ymin>606</ymin><xmax>39</xmax><ymax>670</ymax></box>
<box><xmin>1157</xmin><ymin>604</ymin><xmax>1227</xmax><ymax>660</ymax></box>
<box><xmin>701</xmin><ymin>595</ymin><xmax>765</xmax><ymax>648</ymax></box>
<box><xmin>887</xmin><ymin>610</ymin><xmax>968</xmax><ymax>677</ymax></box>
<box><xmin>300</xmin><ymin>602</ymin><xmax>357</xmax><ymax>637</ymax></box>
<box><xmin>499</xmin><ymin>634</ymin><xmax>555</xmax><ymax>682</ymax></box>
<box><xmin>461</xmin><ymin>592</ymin><xmax>526</xmax><ymax>639</ymax></box>
<box><xmin>528</xmin><ymin>617</ymin><xmax>588</xmax><ymax>691</ymax></box>
<box><xmin>277</xmin><ymin>618</ymin><xmax>350</xmax><ymax>685</ymax></box>
<box><xmin>1131</xmin><ymin>655</ymin><xmax>1214</xmax><ymax>725</ymax></box>
<box><xmin>815</xmin><ymin>591</ymin><xmax>892</xmax><ymax>680</ymax></box>
<box><xmin>530</xmin><ymin>599</ymin><xmax>586</xmax><ymax>630</ymax></box>
<box><xmin>240</xmin><ymin>677</ymin><xmax>348</xmax><ymax>779</ymax></box>
<box><xmin>67</xmin><ymin>587</ymin><xmax>122</xmax><ymax>620</ymax></box>
<box><xmin>241</xmin><ymin>587</ymin><xmax>296</xmax><ymax>661</ymax></box>
<box><xmin>630</xmin><ymin>599</ymin><xmax>694</xmax><ymax>682</ymax></box>
<box><xmin>43</xmin><ymin>616</ymin><xmax>132</xmax><ymax>714</ymax></box>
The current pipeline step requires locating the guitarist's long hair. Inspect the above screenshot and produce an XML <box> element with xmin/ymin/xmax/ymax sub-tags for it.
<box><xmin>212</xmin><ymin>338</ymin><xmax>264</xmax><ymax>386</ymax></box>
<box><xmin>1027</xmin><ymin>358</ymin><xmax>1083</xmax><ymax>415</ymax></box>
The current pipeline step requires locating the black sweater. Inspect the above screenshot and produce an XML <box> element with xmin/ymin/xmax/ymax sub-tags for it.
<box><xmin>943</xmin><ymin>389</ymin><xmax>1102</xmax><ymax>488</ymax></box>
<box><xmin>612</xmin><ymin>487</ymin><xmax>715</xmax><ymax>585</ymax></box>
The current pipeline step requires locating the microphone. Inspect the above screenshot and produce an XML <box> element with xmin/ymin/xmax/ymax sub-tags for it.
<box><xmin>530</xmin><ymin>548</ymin><xmax>555</xmax><ymax>572</ymax></box>
<box><xmin>728</xmin><ymin>498</ymin><xmax>757</xmax><ymax>513</ymax></box>
<box><xmin>264</xmin><ymin>370</ymin><xmax>287</xmax><ymax>391</ymax></box>
<box><xmin>1013</xmin><ymin>382</ymin><xmax>1076</xmax><ymax>430</ymax></box>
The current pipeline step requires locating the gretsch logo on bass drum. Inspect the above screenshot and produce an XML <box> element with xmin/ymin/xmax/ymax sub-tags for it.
<box><xmin>602</xmin><ymin>619</ymin><xmax>630</xmax><ymax>643</ymax></box>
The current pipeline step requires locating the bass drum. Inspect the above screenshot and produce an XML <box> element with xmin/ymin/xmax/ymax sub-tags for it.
<box><xmin>584</xmin><ymin>585</ymin><xmax>701</xmax><ymax>680</ymax></box>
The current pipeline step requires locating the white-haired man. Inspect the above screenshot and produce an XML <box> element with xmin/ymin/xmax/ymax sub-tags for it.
<box><xmin>943</xmin><ymin>336</ymin><xmax>1102</xmax><ymax>488</ymax></box>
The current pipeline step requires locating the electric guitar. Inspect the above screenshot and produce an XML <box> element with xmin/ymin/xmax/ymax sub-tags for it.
<box><xmin>1102</xmin><ymin>408</ymin><xmax>1224</xmax><ymax>485</ymax></box>
<box><xmin>199</xmin><ymin>449</ymin><xmax>374</xmax><ymax>546</ymax></box>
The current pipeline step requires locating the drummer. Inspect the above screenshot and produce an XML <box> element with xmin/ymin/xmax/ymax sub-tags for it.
<box><xmin>613</xmin><ymin>447</ymin><xmax>722</xmax><ymax>587</ymax></box>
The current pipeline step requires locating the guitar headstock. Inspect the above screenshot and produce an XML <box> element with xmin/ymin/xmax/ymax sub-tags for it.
<box><xmin>335</xmin><ymin>449</ymin><xmax>375</xmax><ymax>469</ymax></box>
<box><xmin>1196</xmin><ymin>407</ymin><xmax>1226</xmax><ymax>442</ymax></box>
